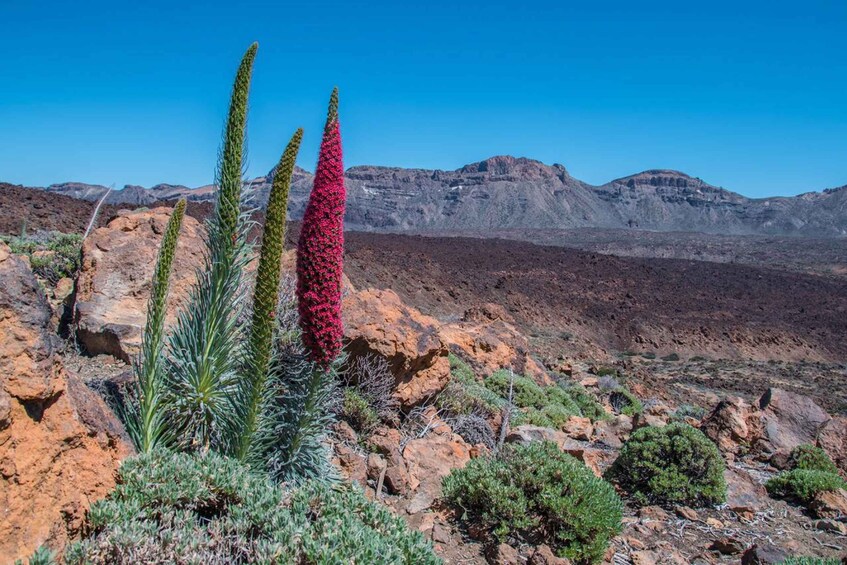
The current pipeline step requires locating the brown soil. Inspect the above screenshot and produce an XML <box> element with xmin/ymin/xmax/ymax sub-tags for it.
<box><xmin>341</xmin><ymin>233</ymin><xmax>847</xmax><ymax>364</ymax></box>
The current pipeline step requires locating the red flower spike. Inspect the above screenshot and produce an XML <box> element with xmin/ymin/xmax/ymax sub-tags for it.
<box><xmin>296</xmin><ymin>88</ymin><xmax>346</xmax><ymax>369</ymax></box>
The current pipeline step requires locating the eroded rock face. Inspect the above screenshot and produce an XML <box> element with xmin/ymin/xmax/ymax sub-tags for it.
<box><xmin>343</xmin><ymin>288</ymin><xmax>450</xmax><ymax>408</ymax></box>
<box><xmin>816</xmin><ymin>416</ymin><xmax>847</xmax><ymax>475</ymax></box>
<box><xmin>0</xmin><ymin>243</ymin><xmax>132</xmax><ymax>560</ymax></box>
<box><xmin>758</xmin><ymin>387</ymin><xmax>830</xmax><ymax>454</ymax></box>
<box><xmin>440</xmin><ymin>304</ymin><xmax>548</xmax><ymax>381</ymax></box>
<box><xmin>700</xmin><ymin>397</ymin><xmax>764</xmax><ymax>456</ymax></box>
<box><xmin>74</xmin><ymin>208</ymin><xmax>206</xmax><ymax>362</ymax></box>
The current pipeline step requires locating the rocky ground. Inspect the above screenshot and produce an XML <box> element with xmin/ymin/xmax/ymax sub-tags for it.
<box><xmin>1</xmin><ymin>189</ymin><xmax>846</xmax><ymax>563</ymax></box>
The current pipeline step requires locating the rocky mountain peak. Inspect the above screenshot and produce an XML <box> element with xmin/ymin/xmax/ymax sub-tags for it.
<box><xmin>458</xmin><ymin>156</ymin><xmax>570</xmax><ymax>183</ymax></box>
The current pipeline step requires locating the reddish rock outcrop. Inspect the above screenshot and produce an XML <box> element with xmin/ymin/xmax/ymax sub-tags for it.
<box><xmin>74</xmin><ymin>208</ymin><xmax>206</xmax><ymax>362</ymax></box>
<box><xmin>343</xmin><ymin>288</ymin><xmax>450</xmax><ymax>407</ymax></box>
<box><xmin>816</xmin><ymin>416</ymin><xmax>847</xmax><ymax>475</ymax></box>
<box><xmin>758</xmin><ymin>388</ymin><xmax>830</xmax><ymax>454</ymax></box>
<box><xmin>0</xmin><ymin>243</ymin><xmax>132</xmax><ymax>560</ymax></box>
<box><xmin>440</xmin><ymin>304</ymin><xmax>548</xmax><ymax>381</ymax></box>
<box><xmin>700</xmin><ymin>397</ymin><xmax>764</xmax><ymax>457</ymax></box>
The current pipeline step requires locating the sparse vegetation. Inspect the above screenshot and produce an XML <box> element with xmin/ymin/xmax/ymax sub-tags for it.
<box><xmin>65</xmin><ymin>451</ymin><xmax>439</xmax><ymax>564</ymax></box>
<box><xmin>605</xmin><ymin>422</ymin><xmax>727</xmax><ymax>508</ymax></box>
<box><xmin>1</xmin><ymin>231</ymin><xmax>82</xmax><ymax>285</ymax></box>
<box><xmin>671</xmin><ymin>404</ymin><xmax>706</xmax><ymax>422</ymax></box>
<box><xmin>339</xmin><ymin>354</ymin><xmax>400</xmax><ymax>433</ymax></box>
<box><xmin>443</xmin><ymin>441</ymin><xmax>622</xmax><ymax>564</ymax></box>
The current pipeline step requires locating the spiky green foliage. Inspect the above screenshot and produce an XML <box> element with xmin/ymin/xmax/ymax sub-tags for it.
<box><xmin>115</xmin><ymin>45</ymin><xmax>340</xmax><ymax>488</ymax></box>
<box><xmin>609</xmin><ymin>387</ymin><xmax>643</xmax><ymax>416</ymax></box>
<box><xmin>443</xmin><ymin>441</ymin><xmax>622</xmax><ymax>564</ymax></box>
<box><xmin>65</xmin><ymin>450</ymin><xmax>439</xmax><ymax>564</ymax></box>
<box><xmin>605</xmin><ymin>423</ymin><xmax>727</xmax><ymax>508</ymax></box>
<box><xmin>165</xmin><ymin>44</ymin><xmax>257</xmax><ymax>451</ymax></box>
<box><xmin>236</xmin><ymin>128</ymin><xmax>303</xmax><ymax>462</ymax></box>
<box><xmin>126</xmin><ymin>199</ymin><xmax>186</xmax><ymax>453</ymax></box>
<box><xmin>14</xmin><ymin>546</ymin><xmax>56</xmax><ymax>565</ymax></box>
<box><xmin>262</xmin><ymin>342</ymin><xmax>340</xmax><ymax>484</ymax></box>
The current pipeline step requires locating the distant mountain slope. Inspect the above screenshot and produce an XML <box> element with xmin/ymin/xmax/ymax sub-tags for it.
<box><xmin>18</xmin><ymin>155</ymin><xmax>847</xmax><ymax>236</ymax></box>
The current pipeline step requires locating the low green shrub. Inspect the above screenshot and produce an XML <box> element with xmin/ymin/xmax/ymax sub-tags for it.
<box><xmin>660</xmin><ymin>353</ymin><xmax>680</xmax><ymax>362</ymax></box>
<box><xmin>766</xmin><ymin>469</ymin><xmax>846</xmax><ymax>506</ymax></box>
<box><xmin>340</xmin><ymin>388</ymin><xmax>379</xmax><ymax>433</ymax></box>
<box><xmin>443</xmin><ymin>441</ymin><xmax>622</xmax><ymax>564</ymax></box>
<box><xmin>65</xmin><ymin>450</ymin><xmax>439</xmax><ymax>564</ymax></box>
<box><xmin>486</xmin><ymin>369</ymin><xmax>551</xmax><ymax>409</ymax></box>
<box><xmin>513</xmin><ymin>403</ymin><xmax>576</xmax><ymax>429</ymax></box>
<box><xmin>766</xmin><ymin>443</ymin><xmax>845</xmax><ymax>507</ymax></box>
<box><xmin>437</xmin><ymin>354</ymin><xmax>505</xmax><ymax>418</ymax></box>
<box><xmin>787</xmin><ymin>444</ymin><xmax>839</xmax><ymax>474</ymax></box>
<box><xmin>593</xmin><ymin>366</ymin><xmax>618</xmax><ymax>377</ymax></box>
<box><xmin>605</xmin><ymin>423</ymin><xmax>727</xmax><ymax>508</ymax></box>
<box><xmin>559</xmin><ymin>382</ymin><xmax>610</xmax><ymax>422</ymax></box>
<box><xmin>1</xmin><ymin>231</ymin><xmax>82</xmax><ymax>286</ymax></box>
<box><xmin>486</xmin><ymin>370</ymin><xmax>609</xmax><ymax>425</ymax></box>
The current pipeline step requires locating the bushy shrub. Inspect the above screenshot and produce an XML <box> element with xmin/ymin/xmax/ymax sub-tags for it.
<box><xmin>609</xmin><ymin>387</ymin><xmax>643</xmax><ymax>416</ymax></box>
<box><xmin>486</xmin><ymin>369</ymin><xmax>552</xmax><ymax>409</ymax></box>
<box><xmin>605</xmin><ymin>423</ymin><xmax>727</xmax><ymax>508</ymax></box>
<box><xmin>766</xmin><ymin>443</ymin><xmax>846</xmax><ymax>507</ymax></box>
<box><xmin>443</xmin><ymin>441</ymin><xmax>622</xmax><ymax>564</ymax></box>
<box><xmin>513</xmin><ymin>403</ymin><xmax>577</xmax><ymax>429</ymax></box>
<box><xmin>766</xmin><ymin>469</ymin><xmax>846</xmax><ymax>506</ymax></box>
<box><xmin>593</xmin><ymin>366</ymin><xmax>618</xmax><ymax>377</ymax></box>
<box><xmin>1</xmin><ymin>231</ymin><xmax>82</xmax><ymax>285</ymax></box>
<box><xmin>486</xmin><ymin>370</ymin><xmax>598</xmax><ymax>426</ymax></box>
<box><xmin>66</xmin><ymin>450</ymin><xmax>439</xmax><ymax>564</ymax></box>
<box><xmin>787</xmin><ymin>444</ymin><xmax>839</xmax><ymax>474</ymax></box>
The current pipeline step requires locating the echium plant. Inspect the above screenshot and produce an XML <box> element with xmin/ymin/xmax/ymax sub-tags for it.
<box><xmin>297</xmin><ymin>87</ymin><xmax>346</xmax><ymax>370</ymax></box>
<box><xmin>126</xmin><ymin>198</ymin><xmax>186</xmax><ymax>453</ymax></box>
<box><xmin>122</xmin><ymin>43</ymin><xmax>345</xmax><ymax>484</ymax></box>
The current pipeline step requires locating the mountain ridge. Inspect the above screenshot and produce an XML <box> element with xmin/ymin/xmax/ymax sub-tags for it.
<box><xmin>9</xmin><ymin>155</ymin><xmax>847</xmax><ymax>237</ymax></box>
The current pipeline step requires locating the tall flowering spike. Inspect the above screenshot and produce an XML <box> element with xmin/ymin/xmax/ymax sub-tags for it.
<box><xmin>237</xmin><ymin>128</ymin><xmax>303</xmax><ymax>461</ymax></box>
<box><xmin>297</xmin><ymin>87</ymin><xmax>346</xmax><ymax>369</ymax></box>
<box><xmin>132</xmin><ymin>198</ymin><xmax>186</xmax><ymax>453</ymax></box>
<box><xmin>215</xmin><ymin>42</ymin><xmax>257</xmax><ymax>245</ymax></box>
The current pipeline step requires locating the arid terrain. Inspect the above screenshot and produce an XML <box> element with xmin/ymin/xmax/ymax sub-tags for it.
<box><xmin>2</xmin><ymin>182</ymin><xmax>847</xmax><ymax>564</ymax></box>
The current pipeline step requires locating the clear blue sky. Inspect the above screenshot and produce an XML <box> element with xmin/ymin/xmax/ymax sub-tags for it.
<box><xmin>1</xmin><ymin>0</ymin><xmax>845</xmax><ymax>197</ymax></box>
